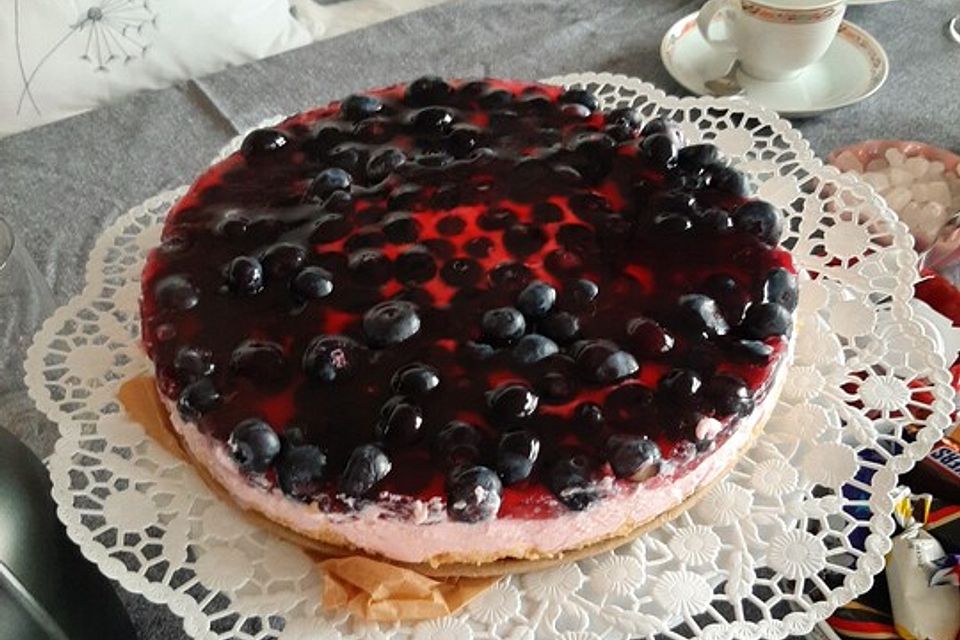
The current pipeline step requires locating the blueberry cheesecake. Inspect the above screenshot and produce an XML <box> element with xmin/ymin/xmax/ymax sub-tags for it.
<box><xmin>140</xmin><ymin>77</ymin><xmax>796</xmax><ymax>566</ymax></box>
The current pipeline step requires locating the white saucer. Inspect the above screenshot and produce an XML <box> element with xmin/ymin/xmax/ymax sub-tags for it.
<box><xmin>660</xmin><ymin>14</ymin><xmax>889</xmax><ymax>118</ymax></box>
<box><xmin>847</xmin><ymin>0</ymin><xmax>901</xmax><ymax>5</ymax></box>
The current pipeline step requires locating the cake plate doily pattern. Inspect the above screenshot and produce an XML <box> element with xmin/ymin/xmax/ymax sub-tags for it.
<box><xmin>24</xmin><ymin>73</ymin><xmax>953</xmax><ymax>640</ymax></box>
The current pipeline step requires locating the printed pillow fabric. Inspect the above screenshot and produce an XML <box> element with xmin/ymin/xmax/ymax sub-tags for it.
<box><xmin>0</xmin><ymin>0</ymin><xmax>312</xmax><ymax>136</ymax></box>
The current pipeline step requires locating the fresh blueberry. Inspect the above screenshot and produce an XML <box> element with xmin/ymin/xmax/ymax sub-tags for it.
<box><xmin>225</xmin><ymin>256</ymin><xmax>264</xmax><ymax>296</ymax></box>
<box><xmin>277</xmin><ymin>444</ymin><xmax>327</xmax><ymax>498</ymax></box>
<box><xmin>155</xmin><ymin>275</ymin><xmax>199</xmax><ymax>311</ymax></box>
<box><xmin>292</xmin><ymin>266</ymin><xmax>334</xmax><ymax>300</ymax></box>
<box><xmin>307</xmin><ymin>167</ymin><xmax>353</xmax><ymax>201</ymax></box>
<box><xmin>465</xmin><ymin>236</ymin><xmax>493</xmax><ymax>258</ymax></box>
<box><xmin>538</xmin><ymin>370</ymin><xmax>576</xmax><ymax>401</ymax></box>
<box><xmin>390</xmin><ymin>363</ymin><xmax>439</xmax><ymax>397</ymax></box>
<box><xmin>504</xmin><ymin>223</ymin><xmax>548</xmax><ymax>257</ymax></box>
<box><xmin>605</xmin><ymin>106</ymin><xmax>642</xmax><ymax>128</ymax></box>
<box><xmin>487</xmin><ymin>382</ymin><xmax>539</xmax><ymax>422</ymax></box>
<box><xmin>229</xmin><ymin>418</ymin><xmax>281</xmax><ymax>473</ymax></box>
<box><xmin>340</xmin><ymin>94</ymin><xmax>383</xmax><ymax>121</ymax></box>
<box><xmin>412</xmin><ymin>107</ymin><xmax>455</xmax><ymax>135</ymax></box>
<box><xmin>405</xmin><ymin>76</ymin><xmax>453</xmax><ymax>106</ymax></box>
<box><xmin>339</xmin><ymin>444</ymin><xmax>392</xmax><ymax>499</ymax></box>
<box><xmin>658</xmin><ymin>368</ymin><xmax>703</xmax><ymax>403</ymax></box>
<box><xmin>676</xmin><ymin>293</ymin><xmax>730</xmax><ymax>338</ymax></box>
<box><xmin>327</xmin><ymin>144</ymin><xmax>366</xmax><ymax>175</ymax></box>
<box><xmin>345</xmin><ymin>228</ymin><xmax>386</xmax><ymax>252</ymax></box>
<box><xmin>173</xmin><ymin>347</ymin><xmax>214</xmax><ymax>384</ymax></box>
<box><xmin>574</xmin><ymin>402</ymin><xmax>605</xmax><ymax>431</ymax></box>
<box><xmin>575</xmin><ymin>340</ymin><xmax>640</xmax><ymax>384</ymax></box>
<box><xmin>261</xmin><ymin>243</ymin><xmax>306</xmax><ymax>278</ymax></box>
<box><xmin>353</xmin><ymin>116</ymin><xmax>395</xmax><ymax>144</ymax></box>
<box><xmin>310</xmin><ymin>213</ymin><xmax>352</xmax><ymax>244</ymax></box>
<box><xmin>230</xmin><ymin>340</ymin><xmax>286</xmax><ymax>382</ymax></box>
<box><xmin>381</xmin><ymin>212</ymin><xmax>421</xmax><ymax>244</ymax></box>
<box><xmin>440</xmin><ymin>257</ymin><xmax>483</xmax><ymax>287</ymax></box>
<box><xmin>366</xmin><ymin>147</ymin><xmax>406</xmax><ymax>183</ymax></box>
<box><xmin>377</xmin><ymin>397</ymin><xmax>424</xmax><ymax>445</ymax></box>
<box><xmin>517</xmin><ymin>280</ymin><xmax>557</xmax><ymax>318</ymax></box>
<box><xmin>732</xmin><ymin>338</ymin><xmax>774</xmax><ymax>363</ymax></box>
<box><xmin>762</xmin><ymin>267</ymin><xmax>798</xmax><ymax>311</ymax></box>
<box><xmin>460</xmin><ymin>340</ymin><xmax>496</xmax><ymax>363</ymax></box>
<box><xmin>240</xmin><ymin>128</ymin><xmax>289</xmax><ymax>157</ymax></box>
<box><xmin>481</xmin><ymin>306</ymin><xmax>526</xmax><ymax>345</ymax></box>
<box><xmin>446</xmin><ymin>465</ymin><xmax>503</xmax><ymax>522</ymax></box>
<box><xmin>563</xmin><ymin>278</ymin><xmax>599</xmax><ymax>309</ymax></box>
<box><xmin>603</xmin><ymin>384</ymin><xmax>655</xmax><ymax>425</ymax></box>
<box><xmin>734</xmin><ymin>200</ymin><xmax>782</xmax><ymax>246</ymax></box>
<box><xmin>641</xmin><ymin>133</ymin><xmax>678</xmax><ymax>167</ymax></box>
<box><xmin>707</xmin><ymin>165</ymin><xmax>750</xmax><ymax>197</ymax></box>
<box><xmin>490</xmin><ymin>263</ymin><xmax>535</xmax><ymax>293</ymax></box>
<box><xmin>477</xmin><ymin>208</ymin><xmax>518</xmax><ymax>231</ymax></box>
<box><xmin>478</xmin><ymin>89</ymin><xmax>513</xmax><ymax>109</ymax></box>
<box><xmin>652</xmin><ymin>211</ymin><xmax>692</xmax><ymax>233</ymax></box>
<box><xmin>742</xmin><ymin>302</ymin><xmax>792</xmax><ymax>338</ymax></box>
<box><xmin>677</xmin><ymin>143</ymin><xmax>720</xmax><ymax>170</ymax></box>
<box><xmin>539</xmin><ymin>311</ymin><xmax>581</xmax><ymax>344</ymax></box>
<box><xmin>561</xmin><ymin>103</ymin><xmax>592</xmax><ymax>119</ymax></box>
<box><xmin>302</xmin><ymin>335</ymin><xmax>364</xmax><ymax>383</ymax></box>
<box><xmin>532</xmin><ymin>202</ymin><xmax>565</xmax><ymax>224</ymax></box>
<box><xmin>177</xmin><ymin>377</ymin><xmax>220</xmax><ymax>420</ymax></box>
<box><xmin>433</xmin><ymin>420</ymin><xmax>483</xmax><ymax>467</ymax></box>
<box><xmin>640</xmin><ymin>117</ymin><xmax>672</xmax><ymax>137</ymax></box>
<box><xmin>698</xmin><ymin>207</ymin><xmax>734</xmax><ymax>232</ymax></box>
<box><xmin>548</xmin><ymin>455</ymin><xmax>598</xmax><ymax>511</ymax></box>
<box><xmin>446</xmin><ymin>125</ymin><xmax>481</xmax><ymax>157</ymax></box>
<box><xmin>705</xmin><ymin>374</ymin><xmax>753</xmax><ymax>417</ymax></box>
<box><xmin>347</xmin><ymin>248</ymin><xmax>393</xmax><ymax>284</ymax></box>
<box><xmin>606</xmin><ymin>434</ymin><xmax>661</xmax><ymax>481</ymax></box>
<box><xmin>512</xmin><ymin>334</ymin><xmax>560</xmax><ymax>365</ymax></box>
<box><xmin>395</xmin><ymin>246</ymin><xmax>437</xmax><ymax>284</ymax></box>
<box><xmin>558</xmin><ymin>88</ymin><xmax>599</xmax><ymax>111</ymax></box>
<box><xmin>626</xmin><ymin>316</ymin><xmax>675</xmax><ymax>356</ymax></box>
<box><xmin>362</xmin><ymin>300</ymin><xmax>421</xmax><ymax>347</ymax></box>
<box><xmin>496</xmin><ymin>430</ymin><xmax>541</xmax><ymax>485</ymax></box>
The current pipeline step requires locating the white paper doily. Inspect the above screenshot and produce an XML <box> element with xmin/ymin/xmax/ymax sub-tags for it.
<box><xmin>24</xmin><ymin>73</ymin><xmax>954</xmax><ymax>640</ymax></box>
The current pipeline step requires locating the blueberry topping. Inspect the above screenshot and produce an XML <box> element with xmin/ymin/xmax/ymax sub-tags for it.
<box><xmin>392</xmin><ymin>363</ymin><xmax>441</xmax><ymax>396</ymax></box>
<box><xmin>155</xmin><ymin>275</ymin><xmax>199</xmax><ymax>310</ymax></box>
<box><xmin>229</xmin><ymin>419</ymin><xmax>281</xmax><ymax>473</ymax></box>
<box><xmin>677</xmin><ymin>143</ymin><xmax>720</xmax><ymax>170</ymax></box>
<box><xmin>391</xmin><ymin>245</ymin><xmax>435</xmax><ymax>284</ymax></box>
<box><xmin>548</xmin><ymin>455</ymin><xmax>597</xmax><ymax>510</ymax></box>
<box><xmin>762</xmin><ymin>267</ymin><xmax>798</xmax><ymax>311</ymax></box>
<box><xmin>348</xmin><ymin>248</ymin><xmax>393</xmax><ymax>284</ymax></box>
<box><xmin>512</xmin><ymin>333</ymin><xmax>560</xmax><ymax>365</ymax></box>
<box><xmin>446</xmin><ymin>125</ymin><xmax>481</xmax><ymax>157</ymax></box>
<box><xmin>412</xmin><ymin>107</ymin><xmax>456</xmax><ymax>135</ymax></box>
<box><xmin>742</xmin><ymin>302</ymin><xmax>792</xmax><ymax>339</ymax></box>
<box><xmin>732</xmin><ymin>338</ymin><xmax>774</xmax><ymax>363</ymax></box>
<box><xmin>433</xmin><ymin>420</ymin><xmax>483</xmax><ymax>467</ymax></box>
<box><xmin>652</xmin><ymin>212</ymin><xmax>692</xmax><ymax>233</ymax></box>
<box><xmin>641</xmin><ymin>133</ymin><xmax>678</xmax><ymax>167</ymax></box>
<box><xmin>481</xmin><ymin>306</ymin><xmax>526</xmax><ymax>345</ymax></box>
<box><xmin>477</xmin><ymin>208</ymin><xmax>518</xmax><ymax>231</ymax></box>
<box><xmin>575</xmin><ymin>340</ymin><xmax>640</xmax><ymax>384</ymax></box>
<box><xmin>517</xmin><ymin>280</ymin><xmax>557</xmax><ymax>318</ymax></box>
<box><xmin>440</xmin><ymin>257</ymin><xmax>483</xmax><ymax>287</ymax></box>
<box><xmin>311</xmin><ymin>213</ymin><xmax>351</xmax><ymax>244</ymax></box>
<box><xmin>446</xmin><ymin>465</ymin><xmax>503</xmax><ymax>522</ymax></box>
<box><xmin>478</xmin><ymin>89</ymin><xmax>512</xmax><ymax>109</ymax></box>
<box><xmin>504</xmin><ymin>223</ymin><xmax>548</xmax><ymax>257</ymax></box>
<box><xmin>734</xmin><ymin>200</ymin><xmax>782</xmax><ymax>246</ymax></box>
<box><xmin>658</xmin><ymin>368</ymin><xmax>703</xmax><ymax>404</ymax></box>
<box><xmin>558</xmin><ymin>88</ymin><xmax>599</xmax><ymax>112</ymax></box>
<box><xmin>708</xmin><ymin>165</ymin><xmax>750</xmax><ymax>197</ymax></box>
<box><xmin>363</xmin><ymin>300</ymin><xmax>421</xmax><ymax>347</ymax></box>
<box><xmin>574</xmin><ymin>402</ymin><xmax>605</xmax><ymax>431</ymax></box>
<box><xmin>539</xmin><ymin>311</ymin><xmax>581</xmax><ymax>344</ymax></box>
<box><xmin>173</xmin><ymin>347</ymin><xmax>214</xmax><ymax>383</ymax></box>
<box><xmin>538</xmin><ymin>370</ymin><xmax>576</xmax><ymax>401</ymax></box>
<box><xmin>705</xmin><ymin>374</ymin><xmax>753</xmax><ymax>417</ymax></box>
<box><xmin>340</xmin><ymin>94</ymin><xmax>382</xmax><ymax>121</ymax></box>
<box><xmin>561</xmin><ymin>103</ymin><xmax>592</xmax><ymax>119</ymax></box>
<box><xmin>461</xmin><ymin>340</ymin><xmax>496</xmax><ymax>362</ymax></box>
<box><xmin>307</xmin><ymin>167</ymin><xmax>353</xmax><ymax>200</ymax></box>
<box><xmin>277</xmin><ymin>444</ymin><xmax>327</xmax><ymax>497</ymax></box>
<box><xmin>676</xmin><ymin>294</ymin><xmax>730</xmax><ymax>338</ymax></box>
<box><xmin>261</xmin><ymin>243</ymin><xmax>306</xmax><ymax>278</ymax></box>
<box><xmin>177</xmin><ymin>377</ymin><xmax>220</xmax><ymax>420</ymax></box>
<box><xmin>366</xmin><ymin>147</ymin><xmax>406</xmax><ymax>183</ymax></box>
<box><xmin>292</xmin><ymin>266</ymin><xmax>334</xmax><ymax>300</ymax></box>
<box><xmin>698</xmin><ymin>207</ymin><xmax>734</xmax><ymax>232</ymax></box>
<box><xmin>496</xmin><ymin>430</ymin><xmax>541</xmax><ymax>485</ymax></box>
<box><xmin>226</xmin><ymin>256</ymin><xmax>264</xmax><ymax>296</ymax></box>
<box><xmin>381</xmin><ymin>212</ymin><xmax>421</xmax><ymax>244</ymax></box>
<box><xmin>489</xmin><ymin>261</ymin><xmax>533</xmax><ymax>291</ymax></box>
<box><xmin>302</xmin><ymin>335</ymin><xmax>364</xmax><ymax>382</ymax></box>
<box><xmin>240</xmin><ymin>128</ymin><xmax>288</xmax><ymax>157</ymax></box>
<box><xmin>640</xmin><ymin>117</ymin><xmax>674</xmax><ymax>138</ymax></box>
<box><xmin>487</xmin><ymin>382</ymin><xmax>539</xmax><ymax>422</ymax></box>
<box><xmin>563</xmin><ymin>278</ymin><xmax>599</xmax><ymax>309</ymax></box>
<box><xmin>605</xmin><ymin>106</ymin><xmax>642</xmax><ymax>128</ymax></box>
<box><xmin>339</xmin><ymin>444</ymin><xmax>391</xmax><ymax>498</ymax></box>
<box><xmin>230</xmin><ymin>340</ymin><xmax>286</xmax><ymax>381</ymax></box>
<box><xmin>405</xmin><ymin>76</ymin><xmax>453</xmax><ymax>106</ymax></box>
<box><xmin>377</xmin><ymin>398</ymin><xmax>424</xmax><ymax>445</ymax></box>
<box><xmin>627</xmin><ymin>316</ymin><xmax>675</xmax><ymax>356</ymax></box>
<box><xmin>701</xmin><ymin>274</ymin><xmax>745</xmax><ymax>322</ymax></box>
<box><xmin>603</xmin><ymin>384</ymin><xmax>655</xmax><ymax>425</ymax></box>
<box><xmin>607</xmin><ymin>434</ymin><xmax>661</xmax><ymax>481</ymax></box>
<box><xmin>532</xmin><ymin>202</ymin><xmax>564</xmax><ymax>224</ymax></box>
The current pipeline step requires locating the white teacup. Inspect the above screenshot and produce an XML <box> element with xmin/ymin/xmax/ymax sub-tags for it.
<box><xmin>697</xmin><ymin>0</ymin><xmax>846</xmax><ymax>82</ymax></box>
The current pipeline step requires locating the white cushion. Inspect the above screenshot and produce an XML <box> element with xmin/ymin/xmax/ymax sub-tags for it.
<box><xmin>291</xmin><ymin>0</ymin><xmax>451</xmax><ymax>41</ymax></box>
<box><xmin>0</xmin><ymin>0</ymin><xmax>312</xmax><ymax>136</ymax></box>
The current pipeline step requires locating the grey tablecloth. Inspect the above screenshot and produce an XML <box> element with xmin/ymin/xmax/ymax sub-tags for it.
<box><xmin>1</xmin><ymin>0</ymin><xmax>958</xmax><ymax>637</ymax></box>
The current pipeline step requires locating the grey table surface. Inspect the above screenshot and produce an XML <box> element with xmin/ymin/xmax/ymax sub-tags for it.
<box><xmin>1</xmin><ymin>0</ymin><xmax>958</xmax><ymax>637</ymax></box>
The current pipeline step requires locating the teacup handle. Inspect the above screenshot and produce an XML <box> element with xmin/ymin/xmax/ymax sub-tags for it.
<box><xmin>697</xmin><ymin>0</ymin><xmax>740</xmax><ymax>53</ymax></box>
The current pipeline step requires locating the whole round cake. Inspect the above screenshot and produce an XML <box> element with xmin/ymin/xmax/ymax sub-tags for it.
<box><xmin>140</xmin><ymin>77</ymin><xmax>796</xmax><ymax>568</ymax></box>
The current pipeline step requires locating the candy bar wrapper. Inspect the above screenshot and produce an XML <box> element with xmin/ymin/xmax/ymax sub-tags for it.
<box><xmin>118</xmin><ymin>376</ymin><xmax>496</xmax><ymax>622</ymax></box>
<box><xmin>885</xmin><ymin>491</ymin><xmax>960</xmax><ymax>640</ymax></box>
